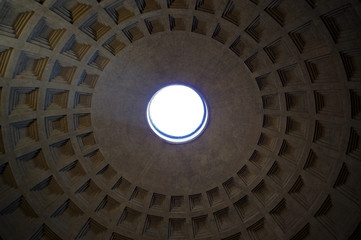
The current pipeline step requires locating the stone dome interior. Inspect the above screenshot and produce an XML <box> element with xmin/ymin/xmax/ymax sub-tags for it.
<box><xmin>0</xmin><ymin>0</ymin><xmax>360</xmax><ymax>239</ymax></box>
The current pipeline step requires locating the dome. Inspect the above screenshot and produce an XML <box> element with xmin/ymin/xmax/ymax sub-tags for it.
<box><xmin>0</xmin><ymin>0</ymin><xmax>360</xmax><ymax>239</ymax></box>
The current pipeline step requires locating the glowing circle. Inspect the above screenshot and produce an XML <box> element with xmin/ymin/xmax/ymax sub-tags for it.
<box><xmin>147</xmin><ymin>85</ymin><xmax>208</xmax><ymax>143</ymax></box>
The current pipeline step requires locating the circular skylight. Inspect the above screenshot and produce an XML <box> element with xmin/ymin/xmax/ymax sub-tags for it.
<box><xmin>147</xmin><ymin>84</ymin><xmax>208</xmax><ymax>143</ymax></box>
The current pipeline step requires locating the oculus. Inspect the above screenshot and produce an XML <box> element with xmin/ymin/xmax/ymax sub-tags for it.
<box><xmin>146</xmin><ymin>84</ymin><xmax>208</xmax><ymax>143</ymax></box>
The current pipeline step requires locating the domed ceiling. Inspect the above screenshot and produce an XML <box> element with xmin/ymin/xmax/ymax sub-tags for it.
<box><xmin>0</xmin><ymin>0</ymin><xmax>360</xmax><ymax>239</ymax></box>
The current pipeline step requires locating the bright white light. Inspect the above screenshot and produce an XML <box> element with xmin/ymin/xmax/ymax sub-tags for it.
<box><xmin>147</xmin><ymin>85</ymin><xmax>208</xmax><ymax>143</ymax></box>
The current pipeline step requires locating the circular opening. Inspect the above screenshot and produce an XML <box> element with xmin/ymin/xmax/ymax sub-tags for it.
<box><xmin>147</xmin><ymin>84</ymin><xmax>208</xmax><ymax>143</ymax></box>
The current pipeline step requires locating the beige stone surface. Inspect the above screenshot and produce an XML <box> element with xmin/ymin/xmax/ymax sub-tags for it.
<box><xmin>0</xmin><ymin>0</ymin><xmax>360</xmax><ymax>239</ymax></box>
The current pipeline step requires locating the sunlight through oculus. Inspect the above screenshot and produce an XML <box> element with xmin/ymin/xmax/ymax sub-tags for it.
<box><xmin>147</xmin><ymin>85</ymin><xmax>208</xmax><ymax>143</ymax></box>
